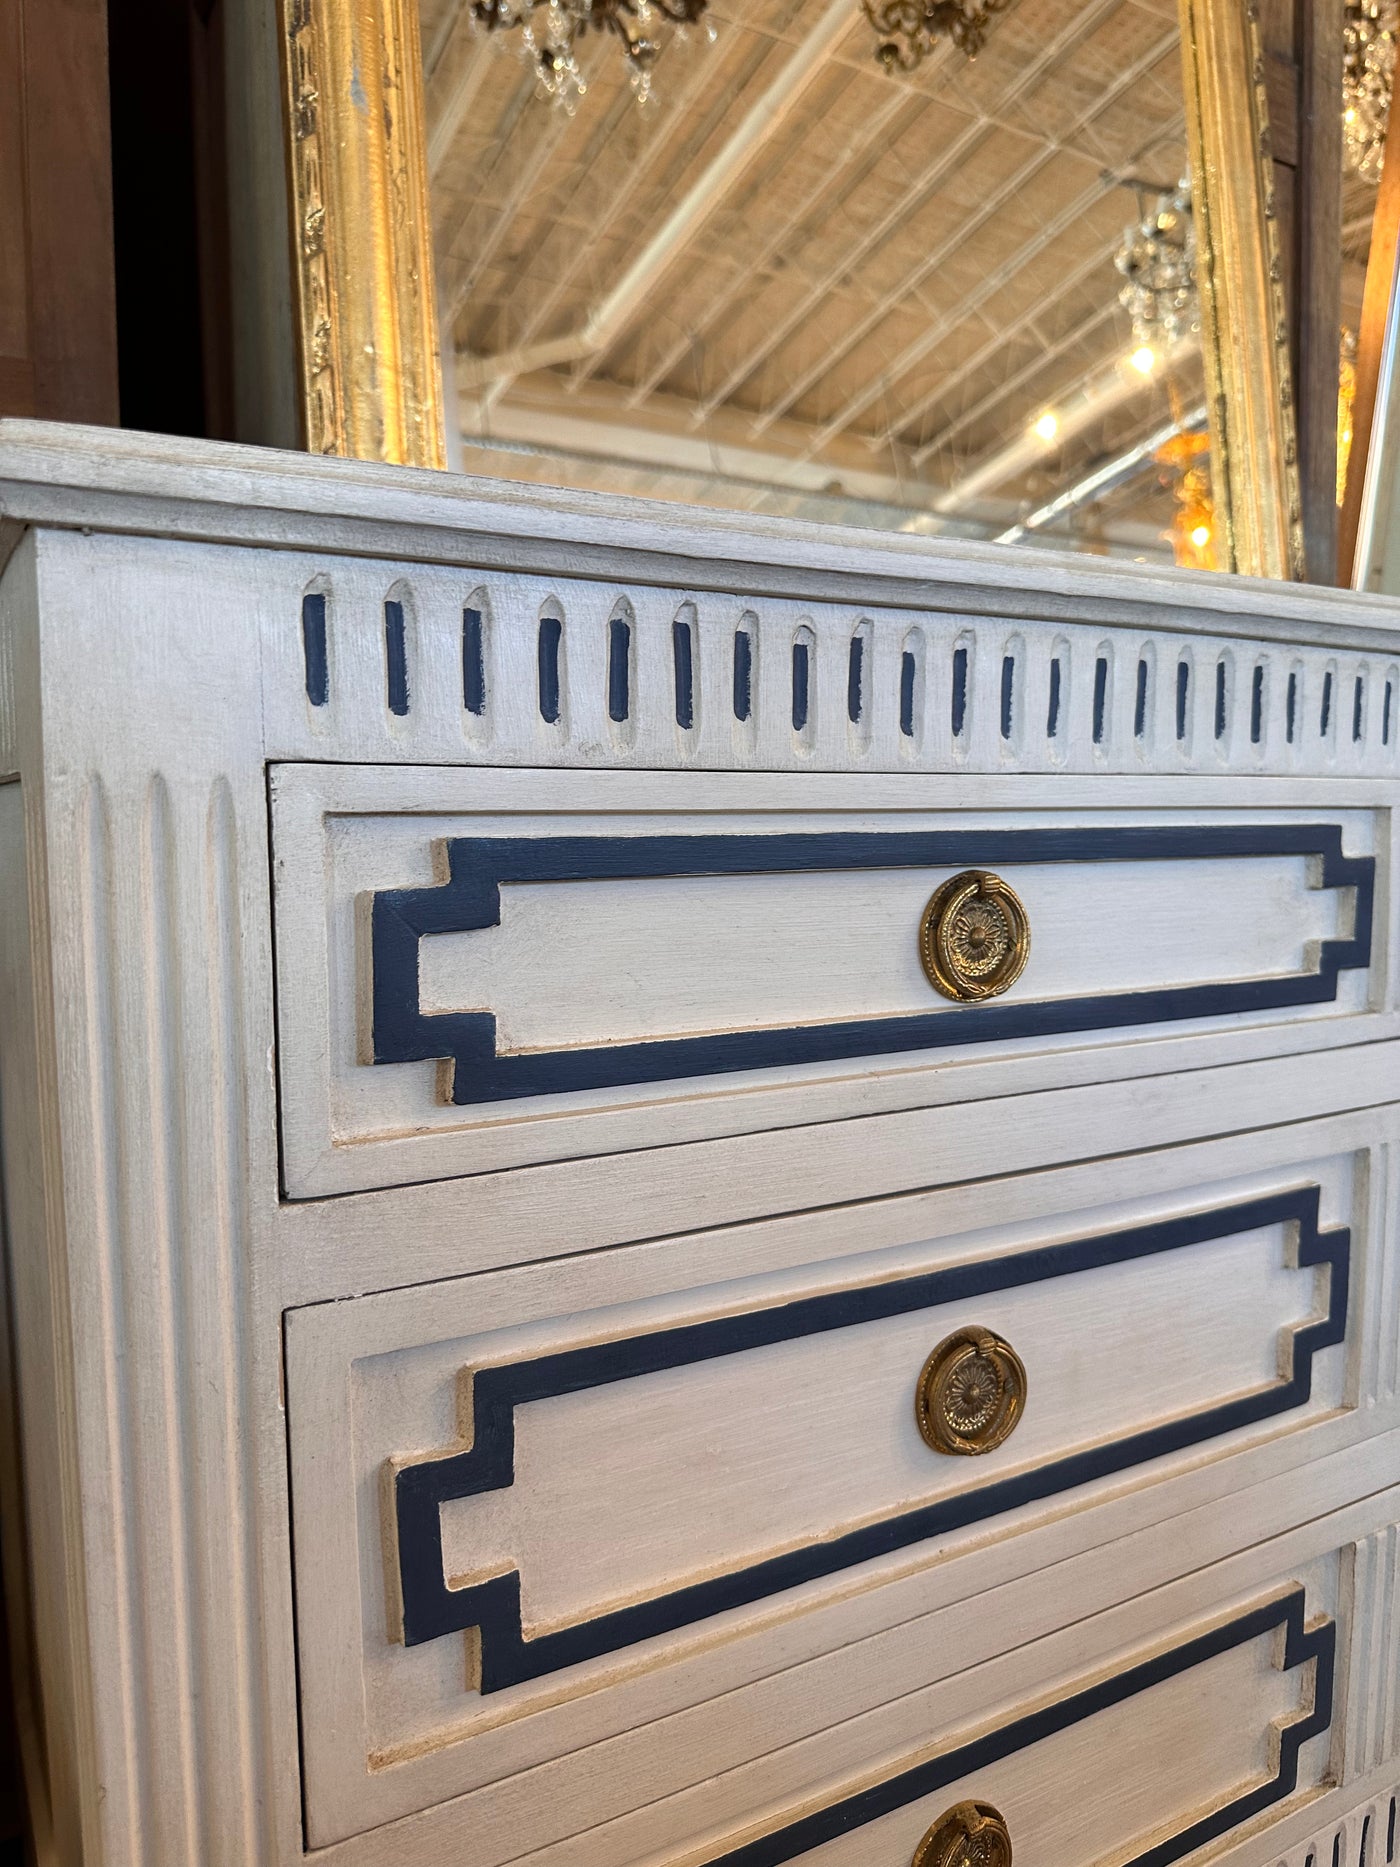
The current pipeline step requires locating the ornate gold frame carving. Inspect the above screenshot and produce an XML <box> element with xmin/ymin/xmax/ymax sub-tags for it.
<box><xmin>279</xmin><ymin>0</ymin><xmax>445</xmax><ymax>466</ymax></box>
<box><xmin>1178</xmin><ymin>0</ymin><xmax>1304</xmax><ymax>580</ymax></box>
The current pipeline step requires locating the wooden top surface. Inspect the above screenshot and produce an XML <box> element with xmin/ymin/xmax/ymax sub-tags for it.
<box><xmin>2</xmin><ymin>419</ymin><xmax>1400</xmax><ymax>651</ymax></box>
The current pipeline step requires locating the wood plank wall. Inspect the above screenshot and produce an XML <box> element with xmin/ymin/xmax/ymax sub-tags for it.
<box><xmin>0</xmin><ymin>0</ymin><xmax>118</xmax><ymax>424</ymax></box>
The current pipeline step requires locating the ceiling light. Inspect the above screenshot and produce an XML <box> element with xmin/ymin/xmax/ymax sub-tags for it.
<box><xmin>472</xmin><ymin>0</ymin><xmax>715</xmax><ymax>108</ymax></box>
<box><xmin>1114</xmin><ymin>178</ymin><xmax>1198</xmax><ymax>350</ymax></box>
<box><xmin>1032</xmin><ymin>412</ymin><xmax>1060</xmax><ymax>443</ymax></box>
<box><xmin>865</xmin><ymin>0</ymin><xmax>1014</xmax><ymax>72</ymax></box>
<box><xmin>1129</xmin><ymin>345</ymin><xmax>1157</xmax><ymax>375</ymax></box>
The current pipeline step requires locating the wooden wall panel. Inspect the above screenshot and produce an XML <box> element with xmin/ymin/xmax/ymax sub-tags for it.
<box><xmin>0</xmin><ymin>0</ymin><xmax>118</xmax><ymax>425</ymax></box>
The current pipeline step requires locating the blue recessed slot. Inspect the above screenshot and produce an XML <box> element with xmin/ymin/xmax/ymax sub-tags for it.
<box><xmin>1047</xmin><ymin>658</ymin><xmax>1061</xmax><ymax>738</ymax></box>
<box><xmin>847</xmin><ymin>635</ymin><xmax>864</xmax><ymax>725</ymax></box>
<box><xmin>301</xmin><ymin>593</ymin><xmax>328</xmax><ymax>707</ymax></box>
<box><xmin>951</xmin><ymin>646</ymin><xmax>968</xmax><ymax>737</ymax></box>
<box><xmin>1092</xmin><ymin>656</ymin><xmax>1108</xmax><ymax>743</ymax></box>
<box><xmin>462</xmin><ymin>606</ymin><xmax>486</xmax><ymax>715</ymax></box>
<box><xmin>673</xmin><ymin>619</ymin><xmax>694</xmax><ymax>729</ymax></box>
<box><xmin>384</xmin><ymin>600</ymin><xmax>409</xmax><ymax>717</ymax></box>
<box><xmin>607</xmin><ymin>617</ymin><xmax>630</xmax><ymax>724</ymax></box>
<box><xmin>538</xmin><ymin>616</ymin><xmax>562</xmax><ymax>724</ymax></box>
<box><xmin>733</xmin><ymin>628</ymin><xmax>752</xmax><ymax>722</ymax></box>
<box><xmin>791</xmin><ymin>638</ymin><xmax>810</xmax><ymax>733</ymax></box>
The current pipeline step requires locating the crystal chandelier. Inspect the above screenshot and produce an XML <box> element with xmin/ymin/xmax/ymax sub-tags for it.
<box><xmin>1114</xmin><ymin>178</ymin><xmax>1198</xmax><ymax>351</ymax></box>
<box><xmin>1344</xmin><ymin>0</ymin><xmax>1398</xmax><ymax>182</ymax></box>
<box><xmin>863</xmin><ymin>0</ymin><xmax>1013</xmax><ymax>72</ymax></box>
<box><xmin>472</xmin><ymin>0</ymin><xmax>713</xmax><ymax>106</ymax></box>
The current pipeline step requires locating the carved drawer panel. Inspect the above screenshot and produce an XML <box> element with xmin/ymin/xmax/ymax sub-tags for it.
<box><xmin>269</xmin><ymin>763</ymin><xmax>1385</xmax><ymax>1197</ymax></box>
<box><xmin>566</xmin><ymin>1553</ymin><xmax>1344</xmax><ymax>1867</ymax></box>
<box><xmin>285</xmin><ymin>1107</ymin><xmax>1397</xmax><ymax>1847</ymax></box>
<box><xmin>671</xmin><ymin>1581</ymin><xmax>1335</xmax><ymax>1867</ymax></box>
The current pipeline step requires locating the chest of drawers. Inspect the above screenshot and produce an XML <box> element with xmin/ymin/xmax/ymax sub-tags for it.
<box><xmin>1</xmin><ymin>422</ymin><xmax>1399</xmax><ymax>1867</ymax></box>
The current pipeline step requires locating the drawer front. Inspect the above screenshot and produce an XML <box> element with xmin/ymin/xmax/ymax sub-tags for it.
<box><xmin>269</xmin><ymin>765</ymin><xmax>1383</xmax><ymax>1196</ymax></box>
<box><xmin>392</xmin><ymin>1184</ymin><xmax>1346</xmax><ymax>1672</ymax></box>
<box><xmin>700</xmin><ymin>1584</ymin><xmax>1333</xmax><ymax>1867</ymax></box>
<box><xmin>286</xmin><ymin>1109</ymin><xmax>1397</xmax><ymax>1845</ymax></box>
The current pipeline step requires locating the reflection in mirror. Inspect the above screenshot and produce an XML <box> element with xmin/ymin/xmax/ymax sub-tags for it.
<box><xmin>425</xmin><ymin>0</ymin><xmax>1216</xmax><ymax>566</ymax></box>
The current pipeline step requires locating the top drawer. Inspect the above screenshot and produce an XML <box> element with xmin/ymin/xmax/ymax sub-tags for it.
<box><xmin>271</xmin><ymin>766</ymin><xmax>1387</xmax><ymax>1197</ymax></box>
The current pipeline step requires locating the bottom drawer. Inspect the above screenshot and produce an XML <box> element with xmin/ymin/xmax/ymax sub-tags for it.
<box><xmin>685</xmin><ymin>1576</ymin><xmax>1332</xmax><ymax>1867</ymax></box>
<box><xmin>308</xmin><ymin>1472</ymin><xmax>1400</xmax><ymax>1867</ymax></box>
<box><xmin>529</xmin><ymin>1499</ymin><xmax>1371</xmax><ymax>1867</ymax></box>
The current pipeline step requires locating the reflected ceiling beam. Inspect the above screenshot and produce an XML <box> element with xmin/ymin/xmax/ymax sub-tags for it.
<box><xmin>918</xmin><ymin>334</ymin><xmax>1197</xmax><ymax>525</ymax></box>
<box><xmin>616</xmin><ymin>68</ymin><xmax>932</xmax><ymax>408</ymax></box>
<box><xmin>459</xmin><ymin>373</ymin><xmax>944</xmax><ymax>507</ymax></box>
<box><xmin>428</xmin><ymin>37</ymin><xmax>495</xmax><ymax>177</ymax></box>
<box><xmin>904</xmin><ymin>293</ymin><xmax>1121</xmax><ymax>466</ymax></box>
<box><xmin>454</xmin><ymin>0</ymin><xmax>855</xmax><ymax>396</ymax></box>
<box><xmin>691</xmin><ymin>0</ymin><xmax>1127</xmax><ymax>431</ymax></box>
<box><xmin>777</xmin><ymin>37</ymin><xmax>1182</xmax><ymax>451</ymax></box>
<box><xmin>994</xmin><ymin>405</ymin><xmax>1207</xmax><ymax>544</ymax></box>
<box><xmin>444</xmin><ymin>77</ymin><xmax>584</xmax><ymax>321</ymax></box>
<box><xmin>506</xmin><ymin>26</ymin><xmax>756</xmax><ymax>385</ymax></box>
<box><xmin>425</xmin><ymin>0</ymin><xmax>467</xmax><ymax>78</ymax></box>
<box><xmin>435</xmin><ymin>51</ymin><xmax>556</xmax><ymax>283</ymax></box>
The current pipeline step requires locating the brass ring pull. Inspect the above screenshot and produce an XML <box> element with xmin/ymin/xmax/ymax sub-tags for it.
<box><xmin>912</xmin><ymin>1800</ymin><xmax>1013</xmax><ymax>1867</ymax></box>
<box><xmin>919</xmin><ymin>870</ymin><xmax>1030</xmax><ymax>1002</ymax></box>
<box><xmin>916</xmin><ymin>1327</ymin><xmax>1026</xmax><ymax>1456</ymax></box>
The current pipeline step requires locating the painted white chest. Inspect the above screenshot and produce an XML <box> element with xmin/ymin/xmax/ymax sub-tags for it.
<box><xmin>1</xmin><ymin>422</ymin><xmax>1399</xmax><ymax>1867</ymax></box>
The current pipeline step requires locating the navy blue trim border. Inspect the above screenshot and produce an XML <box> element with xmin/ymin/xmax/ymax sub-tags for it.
<box><xmin>706</xmin><ymin>1587</ymin><xmax>1334</xmax><ymax>1867</ymax></box>
<box><xmin>394</xmin><ymin>1187</ymin><xmax>1347</xmax><ymax>1684</ymax></box>
<box><xmin>369</xmin><ymin>824</ymin><xmax>1373</xmax><ymax>1107</ymax></box>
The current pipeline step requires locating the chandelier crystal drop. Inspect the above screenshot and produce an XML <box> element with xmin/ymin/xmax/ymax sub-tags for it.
<box><xmin>471</xmin><ymin>0</ymin><xmax>714</xmax><ymax>107</ymax></box>
<box><xmin>863</xmin><ymin>0</ymin><xmax>1013</xmax><ymax>72</ymax></box>
<box><xmin>1344</xmin><ymin>0</ymin><xmax>1398</xmax><ymax>182</ymax></box>
<box><xmin>1114</xmin><ymin>178</ymin><xmax>1198</xmax><ymax>351</ymax></box>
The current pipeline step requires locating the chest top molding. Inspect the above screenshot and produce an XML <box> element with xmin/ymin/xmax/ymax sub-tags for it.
<box><xmin>4</xmin><ymin>421</ymin><xmax>1400</xmax><ymax>652</ymax></box>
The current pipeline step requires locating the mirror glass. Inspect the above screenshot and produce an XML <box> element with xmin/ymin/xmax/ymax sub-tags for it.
<box><xmin>421</xmin><ymin>0</ymin><xmax>1357</xmax><ymax>569</ymax></box>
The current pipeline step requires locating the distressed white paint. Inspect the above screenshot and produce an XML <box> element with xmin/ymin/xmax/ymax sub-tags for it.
<box><xmin>0</xmin><ymin>427</ymin><xmax>1397</xmax><ymax>1866</ymax></box>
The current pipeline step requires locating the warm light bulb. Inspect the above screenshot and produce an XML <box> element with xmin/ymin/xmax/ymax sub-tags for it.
<box><xmin>1191</xmin><ymin>524</ymin><xmax>1211</xmax><ymax>548</ymax></box>
<box><xmin>1032</xmin><ymin>412</ymin><xmax>1059</xmax><ymax>442</ymax></box>
<box><xmin>1346</xmin><ymin>106</ymin><xmax>1358</xmax><ymax>123</ymax></box>
<box><xmin>1130</xmin><ymin>345</ymin><xmax>1157</xmax><ymax>375</ymax></box>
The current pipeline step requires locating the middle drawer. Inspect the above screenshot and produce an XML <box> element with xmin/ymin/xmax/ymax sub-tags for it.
<box><xmin>287</xmin><ymin>1100</ymin><xmax>1397</xmax><ymax>1846</ymax></box>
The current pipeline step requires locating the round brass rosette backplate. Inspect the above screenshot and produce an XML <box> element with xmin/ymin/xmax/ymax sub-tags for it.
<box><xmin>919</xmin><ymin>870</ymin><xmax>1030</xmax><ymax>1002</ymax></box>
<box><xmin>911</xmin><ymin>1800</ymin><xmax>1013</xmax><ymax>1867</ymax></box>
<box><xmin>916</xmin><ymin>1327</ymin><xmax>1027</xmax><ymax>1456</ymax></box>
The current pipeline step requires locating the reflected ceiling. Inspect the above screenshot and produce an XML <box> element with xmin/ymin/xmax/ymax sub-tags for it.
<box><xmin>423</xmin><ymin>0</ymin><xmax>1201</xmax><ymax>554</ymax></box>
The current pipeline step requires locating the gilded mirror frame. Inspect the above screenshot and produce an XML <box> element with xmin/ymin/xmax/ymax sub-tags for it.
<box><xmin>1177</xmin><ymin>0</ymin><xmax>1305</xmax><ymax>581</ymax></box>
<box><xmin>278</xmin><ymin>0</ymin><xmax>445</xmax><ymax>467</ymax></box>
<box><xmin>277</xmin><ymin>0</ymin><xmax>1307</xmax><ymax>579</ymax></box>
